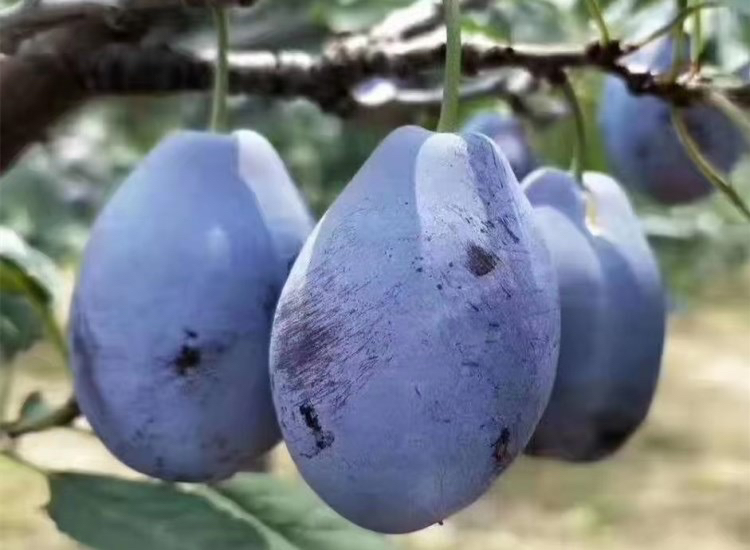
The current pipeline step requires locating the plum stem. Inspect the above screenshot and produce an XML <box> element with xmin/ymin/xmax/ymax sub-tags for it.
<box><xmin>631</xmin><ymin>2</ymin><xmax>719</xmax><ymax>51</ymax></box>
<box><xmin>671</xmin><ymin>107</ymin><xmax>750</xmax><ymax>221</ymax></box>
<box><xmin>670</xmin><ymin>0</ymin><xmax>690</xmax><ymax>79</ymax></box>
<box><xmin>690</xmin><ymin>0</ymin><xmax>702</xmax><ymax>69</ymax></box>
<box><xmin>584</xmin><ymin>0</ymin><xmax>610</xmax><ymax>44</ymax></box>
<box><xmin>209</xmin><ymin>6</ymin><xmax>230</xmax><ymax>133</ymax></box>
<box><xmin>558</xmin><ymin>74</ymin><xmax>586</xmax><ymax>185</ymax></box>
<box><xmin>437</xmin><ymin>0</ymin><xmax>461</xmax><ymax>133</ymax></box>
<box><xmin>708</xmin><ymin>92</ymin><xmax>750</xmax><ymax>145</ymax></box>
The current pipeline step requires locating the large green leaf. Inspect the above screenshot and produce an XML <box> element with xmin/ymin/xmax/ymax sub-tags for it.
<box><xmin>213</xmin><ymin>474</ymin><xmax>392</xmax><ymax>550</ymax></box>
<box><xmin>47</xmin><ymin>473</ymin><xmax>392</xmax><ymax>550</ymax></box>
<box><xmin>47</xmin><ymin>473</ymin><xmax>268</xmax><ymax>550</ymax></box>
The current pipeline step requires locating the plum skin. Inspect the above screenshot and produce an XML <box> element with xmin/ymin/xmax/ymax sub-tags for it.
<box><xmin>598</xmin><ymin>38</ymin><xmax>746</xmax><ymax>204</ymax></box>
<box><xmin>270</xmin><ymin>126</ymin><xmax>560</xmax><ymax>533</ymax></box>
<box><xmin>71</xmin><ymin>130</ymin><xmax>313</xmax><ymax>482</ymax></box>
<box><xmin>523</xmin><ymin>168</ymin><xmax>666</xmax><ymax>461</ymax></box>
<box><xmin>462</xmin><ymin>112</ymin><xmax>539</xmax><ymax>180</ymax></box>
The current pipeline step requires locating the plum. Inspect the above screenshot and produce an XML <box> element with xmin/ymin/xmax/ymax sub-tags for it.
<box><xmin>599</xmin><ymin>37</ymin><xmax>746</xmax><ymax>204</ymax></box>
<box><xmin>70</xmin><ymin>130</ymin><xmax>313</xmax><ymax>482</ymax></box>
<box><xmin>462</xmin><ymin>113</ymin><xmax>539</xmax><ymax>180</ymax></box>
<box><xmin>270</xmin><ymin>126</ymin><xmax>560</xmax><ymax>533</ymax></box>
<box><xmin>522</xmin><ymin>168</ymin><xmax>665</xmax><ymax>461</ymax></box>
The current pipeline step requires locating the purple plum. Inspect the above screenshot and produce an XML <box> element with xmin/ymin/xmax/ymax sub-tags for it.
<box><xmin>522</xmin><ymin>168</ymin><xmax>666</xmax><ymax>461</ymax></box>
<box><xmin>599</xmin><ymin>38</ymin><xmax>746</xmax><ymax>204</ymax></box>
<box><xmin>70</xmin><ymin>130</ymin><xmax>313</xmax><ymax>482</ymax></box>
<box><xmin>270</xmin><ymin>126</ymin><xmax>560</xmax><ymax>533</ymax></box>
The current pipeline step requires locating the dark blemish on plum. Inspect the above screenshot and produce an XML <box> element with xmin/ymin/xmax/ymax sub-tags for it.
<box><xmin>466</xmin><ymin>244</ymin><xmax>497</xmax><ymax>277</ymax></box>
<box><xmin>462</xmin><ymin>361</ymin><xmax>480</xmax><ymax>368</ymax></box>
<box><xmin>469</xmin><ymin>302</ymin><xmax>480</xmax><ymax>312</ymax></box>
<box><xmin>500</xmin><ymin>284</ymin><xmax>512</xmax><ymax>299</ymax></box>
<box><xmin>497</xmin><ymin>216</ymin><xmax>520</xmax><ymax>243</ymax></box>
<box><xmin>448</xmin><ymin>261</ymin><xmax>454</xmax><ymax>268</ymax></box>
<box><xmin>300</xmin><ymin>402</ymin><xmax>322</xmax><ymax>431</ymax></box>
<box><xmin>184</xmin><ymin>329</ymin><xmax>198</xmax><ymax>339</ymax></box>
<box><xmin>299</xmin><ymin>401</ymin><xmax>335</xmax><ymax>454</ymax></box>
<box><xmin>174</xmin><ymin>344</ymin><xmax>202</xmax><ymax>375</ymax></box>
<box><xmin>415</xmin><ymin>386</ymin><xmax>422</xmax><ymax>397</ymax></box>
<box><xmin>436</xmin><ymin>284</ymin><xmax>443</xmax><ymax>290</ymax></box>
<box><xmin>416</xmin><ymin>267</ymin><xmax>423</xmax><ymax>273</ymax></box>
<box><xmin>488</xmin><ymin>322</ymin><xmax>500</xmax><ymax>328</ymax></box>
<box><xmin>492</xmin><ymin>428</ymin><xmax>512</xmax><ymax>467</ymax></box>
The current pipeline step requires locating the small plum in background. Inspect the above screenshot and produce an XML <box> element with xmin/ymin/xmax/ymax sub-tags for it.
<box><xmin>71</xmin><ymin>130</ymin><xmax>313</xmax><ymax>482</ymax></box>
<box><xmin>522</xmin><ymin>168</ymin><xmax>665</xmax><ymax>461</ymax></box>
<box><xmin>599</xmin><ymin>37</ymin><xmax>746</xmax><ymax>205</ymax></box>
<box><xmin>462</xmin><ymin>112</ymin><xmax>539</xmax><ymax>180</ymax></box>
<box><xmin>270</xmin><ymin>126</ymin><xmax>560</xmax><ymax>533</ymax></box>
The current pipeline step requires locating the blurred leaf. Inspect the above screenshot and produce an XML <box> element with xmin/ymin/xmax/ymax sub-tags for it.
<box><xmin>213</xmin><ymin>474</ymin><xmax>392</xmax><ymax>550</ymax></box>
<box><xmin>14</xmin><ymin>391</ymin><xmax>55</xmax><ymax>428</ymax></box>
<box><xmin>0</xmin><ymin>227</ymin><xmax>59</xmax><ymax>305</ymax></box>
<box><xmin>47</xmin><ymin>473</ymin><xmax>392</xmax><ymax>550</ymax></box>
<box><xmin>0</xmin><ymin>227</ymin><xmax>63</xmax><ymax>362</ymax></box>
<box><xmin>48</xmin><ymin>473</ymin><xmax>268</xmax><ymax>550</ymax></box>
<box><xmin>720</xmin><ymin>0</ymin><xmax>750</xmax><ymax>15</ymax></box>
<box><xmin>0</xmin><ymin>296</ymin><xmax>43</xmax><ymax>362</ymax></box>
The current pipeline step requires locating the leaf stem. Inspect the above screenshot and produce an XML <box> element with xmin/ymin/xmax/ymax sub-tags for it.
<box><xmin>671</xmin><ymin>107</ymin><xmax>750</xmax><ymax>221</ymax></box>
<box><xmin>584</xmin><ymin>0</ymin><xmax>611</xmax><ymax>44</ymax></box>
<box><xmin>558</xmin><ymin>74</ymin><xmax>587</xmax><ymax>185</ymax></box>
<box><xmin>2</xmin><ymin>395</ymin><xmax>79</xmax><ymax>438</ymax></box>
<box><xmin>437</xmin><ymin>0</ymin><xmax>461</xmax><ymax>133</ymax></box>
<box><xmin>209</xmin><ymin>7</ymin><xmax>230</xmax><ymax>133</ymax></box>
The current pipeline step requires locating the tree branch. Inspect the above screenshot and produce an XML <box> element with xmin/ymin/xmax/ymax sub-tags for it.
<box><xmin>0</xmin><ymin>0</ymin><xmax>258</xmax><ymax>53</ymax></box>
<box><xmin>74</xmin><ymin>38</ymin><xmax>750</xmax><ymax>108</ymax></box>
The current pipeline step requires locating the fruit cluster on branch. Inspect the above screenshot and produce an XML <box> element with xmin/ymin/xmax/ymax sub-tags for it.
<box><xmin>0</xmin><ymin>0</ymin><xmax>748</xmax><ymax>174</ymax></box>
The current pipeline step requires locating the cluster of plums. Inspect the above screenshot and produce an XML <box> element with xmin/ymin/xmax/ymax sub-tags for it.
<box><xmin>74</xmin><ymin>49</ymin><xmax>750</xmax><ymax>531</ymax></box>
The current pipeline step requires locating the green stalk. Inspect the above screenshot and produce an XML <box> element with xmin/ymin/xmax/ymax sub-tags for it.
<box><xmin>691</xmin><ymin>0</ymin><xmax>702</xmax><ymax>67</ymax></box>
<box><xmin>632</xmin><ymin>2</ymin><xmax>719</xmax><ymax>50</ymax></box>
<box><xmin>584</xmin><ymin>0</ymin><xmax>611</xmax><ymax>44</ymax></box>
<box><xmin>670</xmin><ymin>0</ymin><xmax>690</xmax><ymax>78</ymax></box>
<box><xmin>437</xmin><ymin>0</ymin><xmax>461</xmax><ymax>133</ymax></box>
<box><xmin>559</xmin><ymin>75</ymin><xmax>587</xmax><ymax>185</ymax></box>
<box><xmin>708</xmin><ymin>92</ymin><xmax>750</xmax><ymax>144</ymax></box>
<box><xmin>671</xmin><ymin>108</ymin><xmax>750</xmax><ymax>221</ymax></box>
<box><xmin>209</xmin><ymin>7</ymin><xmax>230</xmax><ymax>133</ymax></box>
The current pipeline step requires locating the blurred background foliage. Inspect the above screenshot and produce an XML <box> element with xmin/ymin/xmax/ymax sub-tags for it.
<box><xmin>1</xmin><ymin>0</ymin><xmax>749</xmax><ymax>356</ymax></box>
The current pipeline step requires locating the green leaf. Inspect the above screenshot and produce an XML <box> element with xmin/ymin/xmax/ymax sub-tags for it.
<box><xmin>0</xmin><ymin>296</ymin><xmax>43</xmax><ymax>362</ymax></box>
<box><xmin>13</xmin><ymin>391</ymin><xmax>55</xmax><ymax>428</ymax></box>
<box><xmin>0</xmin><ymin>227</ymin><xmax>60</xmax><ymax>306</ymax></box>
<box><xmin>47</xmin><ymin>473</ymin><xmax>268</xmax><ymax>550</ymax></box>
<box><xmin>212</xmin><ymin>474</ymin><xmax>392</xmax><ymax>550</ymax></box>
<box><xmin>0</xmin><ymin>227</ymin><xmax>67</xmax><ymax>359</ymax></box>
<box><xmin>721</xmin><ymin>0</ymin><xmax>750</xmax><ymax>16</ymax></box>
<box><xmin>47</xmin><ymin>473</ymin><xmax>393</xmax><ymax>550</ymax></box>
